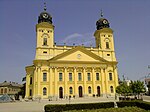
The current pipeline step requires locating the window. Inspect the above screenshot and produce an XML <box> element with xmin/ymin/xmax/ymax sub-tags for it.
<box><xmin>30</xmin><ymin>77</ymin><xmax>32</xmax><ymax>85</ymax></box>
<box><xmin>78</xmin><ymin>73</ymin><xmax>82</xmax><ymax>81</ymax></box>
<box><xmin>59</xmin><ymin>73</ymin><xmax>63</xmax><ymax>81</ymax></box>
<box><xmin>110</xmin><ymin>86</ymin><xmax>114</xmax><ymax>93</ymax></box>
<box><xmin>1</xmin><ymin>89</ymin><xmax>3</xmax><ymax>94</ymax></box>
<box><xmin>107</xmin><ymin>54</ymin><xmax>110</xmax><ymax>56</ymax></box>
<box><xmin>96</xmin><ymin>73</ymin><xmax>100</xmax><ymax>81</ymax></box>
<box><xmin>69</xmin><ymin>87</ymin><xmax>73</xmax><ymax>94</ymax></box>
<box><xmin>87</xmin><ymin>73</ymin><xmax>91</xmax><ymax>81</ymax></box>
<box><xmin>43</xmin><ymin>87</ymin><xmax>47</xmax><ymax>95</ymax></box>
<box><xmin>43</xmin><ymin>38</ymin><xmax>47</xmax><ymax>46</ymax></box>
<box><xmin>88</xmin><ymin>86</ymin><xmax>92</xmax><ymax>94</ymax></box>
<box><xmin>4</xmin><ymin>88</ymin><xmax>7</xmax><ymax>93</ymax></box>
<box><xmin>43</xmin><ymin>51</ymin><xmax>47</xmax><ymax>54</ymax></box>
<box><xmin>69</xmin><ymin>73</ymin><xmax>72</xmax><ymax>81</ymax></box>
<box><xmin>109</xmin><ymin>73</ymin><xmax>113</xmax><ymax>80</ymax></box>
<box><xmin>43</xmin><ymin>73</ymin><xmax>47</xmax><ymax>81</ymax></box>
<box><xmin>106</xmin><ymin>42</ymin><xmax>109</xmax><ymax>49</ymax></box>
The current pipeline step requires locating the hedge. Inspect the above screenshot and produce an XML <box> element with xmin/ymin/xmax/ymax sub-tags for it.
<box><xmin>44</xmin><ymin>102</ymin><xmax>114</xmax><ymax>112</ymax></box>
<box><xmin>44</xmin><ymin>101</ymin><xmax>150</xmax><ymax>112</ymax></box>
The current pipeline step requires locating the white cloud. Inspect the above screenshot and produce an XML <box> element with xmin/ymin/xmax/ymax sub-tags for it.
<box><xmin>59</xmin><ymin>33</ymin><xmax>95</xmax><ymax>47</ymax></box>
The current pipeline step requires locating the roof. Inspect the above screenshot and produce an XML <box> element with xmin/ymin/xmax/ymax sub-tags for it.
<box><xmin>0</xmin><ymin>81</ymin><xmax>23</xmax><ymax>88</ymax></box>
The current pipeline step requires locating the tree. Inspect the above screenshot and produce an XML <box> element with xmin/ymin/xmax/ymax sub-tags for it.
<box><xmin>116</xmin><ymin>82</ymin><xmax>132</xmax><ymax>98</ymax></box>
<box><xmin>130</xmin><ymin>80</ymin><xmax>145</xmax><ymax>99</ymax></box>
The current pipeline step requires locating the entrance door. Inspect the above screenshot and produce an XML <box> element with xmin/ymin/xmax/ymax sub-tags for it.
<box><xmin>97</xmin><ymin>86</ymin><xmax>100</xmax><ymax>97</ymax></box>
<box><xmin>59</xmin><ymin>87</ymin><xmax>63</xmax><ymax>98</ymax></box>
<box><xmin>78</xmin><ymin>86</ymin><xmax>83</xmax><ymax>97</ymax></box>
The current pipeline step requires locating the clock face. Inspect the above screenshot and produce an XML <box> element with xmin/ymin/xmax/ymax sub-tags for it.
<box><xmin>43</xmin><ymin>14</ymin><xmax>48</xmax><ymax>19</ymax></box>
<box><xmin>103</xmin><ymin>19</ymin><xmax>108</xmax><ymax>24</ymax></box>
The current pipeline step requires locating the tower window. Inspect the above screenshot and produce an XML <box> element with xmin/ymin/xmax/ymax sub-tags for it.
<box><xmin>78</xmin><ymin>73</ymin><xmax>82</xmax><ymax>81</ymax></box>
<box><xmin>107</xmin><ymin>54</ymin><xmax>110</xmax><ymax>56</ymax></box>
<box><xmin>106</xmin><ymin>42</ymin><xmax>110</xmax><ymax>49</ymax></box>
<box><xmin>109</xmin><ymin>73</ymin><xmax>113</xmax><ymax>80</ymax></box>
<box><xmin>43</xmin><ymin>38</ymin><xmax>47</xmax><ymax>46</ymax></box>
<box><xmin>30</xmin><ymin>77</ymin><xmax>32</xmax><ymax>85</ymax></box>
<box><xmin>59</xmin><ymin>73</ymin><xmax>63</xmax><ymax>81</ymax></box>
<box><xmin>43</xmin><ymin>73</ymin><xmax>47</xmax><ymax>81</ymax></box>
<box><xmin>69</xmin><ymin>73</ymin><xmax>72</xmax><ymax>81</ymax></box>
<box><xmin>43</xmin><ymin>51</ymin><xmax>47</xmax><ymax>54</ymax></box>
<box><xmin>87</xmin><ymin>73</ymin><xmax>91</xmax><ymax>81</ymax></box>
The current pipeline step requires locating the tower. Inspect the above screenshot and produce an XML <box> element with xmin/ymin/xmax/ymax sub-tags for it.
<box><xmin>35</xmin><ymin>3</ymin><xmax>54</xmax><ymax>59</ymax></box>
<box><xmin>94</xmin><ymin>12</ymin><xmax>116</xmax><ymax>61</ymax></box>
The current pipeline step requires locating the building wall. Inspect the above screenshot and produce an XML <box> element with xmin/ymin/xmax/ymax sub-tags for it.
<box><xmin>25</xmin><ymin>14</ymin><xmax>118</xmax><ymax>99</ymax></box>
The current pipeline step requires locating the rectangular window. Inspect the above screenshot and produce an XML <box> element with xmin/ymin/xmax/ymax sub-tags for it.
<box><xmin>69</xmin><ymin>73</ymin><xmax>72</xmax><ymax>81</ymax></box>
<box><xmin>96</xmin><ymin>73</ymin><xmax>100</xmax><ymax>81</ymax></box>
<box><xmin>109</xmin><ymin>73</ymin><xmax>113</xmax><ymax>80</ymax></box>
<box><xmin>87</xmin><ymin>73</ymin><xmax>91</xmax><ymax>81</ymax></box>
<box><xmin>78</xmin><ymin>73</ymin><xmax>82</xmax><ymax>81</ymax></box>
<box><xmin>59</xmin><ymin>73</ymin><xmax>63</xmax><ymax>81</ymax></box>
<box><xmin>43</xmin><ymin>73</ymin><xmax>47</xmax><ymax>81</ymax></box>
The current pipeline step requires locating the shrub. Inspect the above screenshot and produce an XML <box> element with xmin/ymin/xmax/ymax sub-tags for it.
<box><xmin>44</xmin><ymin>102</ymin><xmax>114</xmax><ymax>112</ymax></box>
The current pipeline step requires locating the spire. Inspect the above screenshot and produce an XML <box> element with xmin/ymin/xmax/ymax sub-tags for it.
<box><xmin>44</xmin><ymin>2</ymin><xmax>47</xmax><ymax>11</ymax></box>
<box><xmin>100</xmin><ymin>9</ymin><xmax>103</xmax><ymax>17</ymax></box>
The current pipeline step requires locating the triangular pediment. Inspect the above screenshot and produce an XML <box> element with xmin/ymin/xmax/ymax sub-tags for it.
<box><xmin>49</xmin><ymin>46</ymin><xmax>108</xmax><ymax>63</ymax></box>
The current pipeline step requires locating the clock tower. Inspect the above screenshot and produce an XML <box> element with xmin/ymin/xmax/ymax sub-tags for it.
<box><xmin>35</xmin><ymin>4</ymin><xmax>54</xmax><ymax>59</ymax></box>
<box><xmin>94</xmin><ymin>12</ymin><xmax>116</xmax><ymax>61</ymax></box>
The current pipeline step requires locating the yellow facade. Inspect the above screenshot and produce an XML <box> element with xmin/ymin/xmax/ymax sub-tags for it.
<box><xmin>25</xmin><ymin>10</ymin><xmax>118</xmax><ymax>99</ymax></box>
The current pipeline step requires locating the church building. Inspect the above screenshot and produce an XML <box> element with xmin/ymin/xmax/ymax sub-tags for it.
<box><xmin>25</xmin><ymin>6</ymin><xmax>119</xmax><ymax>99</ymax></box>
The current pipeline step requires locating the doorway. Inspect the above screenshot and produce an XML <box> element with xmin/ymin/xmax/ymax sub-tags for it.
<box><xmin>97</xmin><ymin>86</ymin><xmax>100</xmax><ymax>97</ymax></box>
<box><xmin>78</xmin><ymin>86</ymin><xmax>83</xmax><ymax>97</ymax></box>
<box><xmin>59</xmin><ymin>87</ymin><xmax>63</xmax><ymax>98</ymax></box>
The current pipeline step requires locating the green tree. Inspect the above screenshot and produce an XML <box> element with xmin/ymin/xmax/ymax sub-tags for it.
<box><xmin>130</xmin><ymin>80</ymin><xmax>145</xmax><ymax>99</ymax></box>
<box><xmin>116</xmin><ymin>82</ymin><xmax>132</xmax><ymax>98</ymax></box>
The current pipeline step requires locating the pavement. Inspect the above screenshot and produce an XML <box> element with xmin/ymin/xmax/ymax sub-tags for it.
<box><xmin>0</xmin><ymin>96</ymin><xmax>150</xmax><ymax>112</ymax></box>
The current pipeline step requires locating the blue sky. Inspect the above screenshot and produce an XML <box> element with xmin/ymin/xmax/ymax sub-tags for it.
<box><xmin>0</xmin><ymin>0</ymin><xmax>150</xmax><ymax>83</ymax></box>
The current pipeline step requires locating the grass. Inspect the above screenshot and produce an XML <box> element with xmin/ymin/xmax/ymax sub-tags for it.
<box><xmin>64</xmin><ymin>107</ymin><xmax>150</xmax><ymax>112</ymax></box>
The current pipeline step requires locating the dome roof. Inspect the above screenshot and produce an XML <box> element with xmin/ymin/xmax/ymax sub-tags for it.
<box><xmin>38</xmin><ymin>11</ymin><xmax>52</xmax><ymax>24</ymax></box>
<box><xmin>96</xmin><ymin>17</ymin><xmax>110</xmax><ymax>30</ymax></box>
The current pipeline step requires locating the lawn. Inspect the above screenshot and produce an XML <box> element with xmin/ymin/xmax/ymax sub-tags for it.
<box><xmin>64</xmin><ymin>107</ymin><xmax>150</xmax><ymax>112</ymax></box>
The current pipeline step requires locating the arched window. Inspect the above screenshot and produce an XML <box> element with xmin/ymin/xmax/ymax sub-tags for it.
<box><xmin>109</xmin><ymin>73</ymin><xmax>113</xmax><ymax>80</ymax></box>
<box><xmin>110</xmin><ymin>86</ymin><xmax>114</xmax><ymax>93</ymax></box>
<box><xmin>43</xmin><ymin>38</ymin><xmax>47</xmax><ymax>46</ymax></box>
<box><xmin>88</xmin><ymin>86</ymin><xmax>92</xmax><ymax>94</ymax></box>
<box><xmin>43</xmin><ymin>87</ymin><xmax>47</xmax><ymax>95</ymax></box>
<box><xmin>1</xmin><ymin>89</ymin><xmax>3</xmax><ymax>94</ymax></box>
<box><xmin>106</xmin><ymin>42</ymin><xmax>110</xmax><ymax>49</ymax></box>
<box><xmin>4</xmin><ymin>88</ymin><xmax>7</xmax><ymax>93</ymax></box>
<box><xmin>69</xmin><ymin>87</ymin><xmax>73</xmax><ymax>94</ymax></box>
